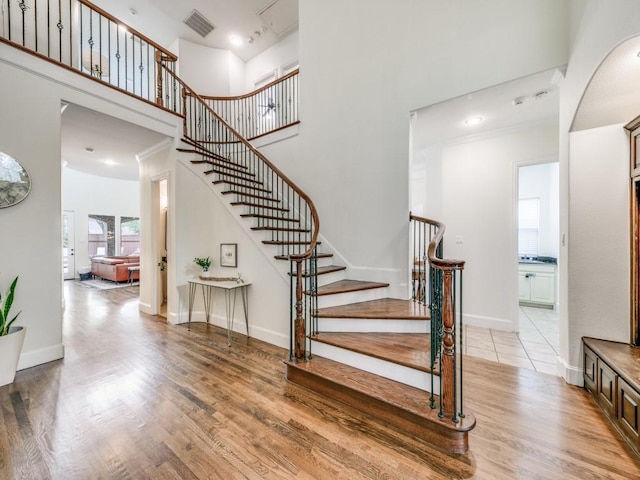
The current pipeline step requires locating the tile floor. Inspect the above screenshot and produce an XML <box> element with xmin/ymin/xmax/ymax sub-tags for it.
<box><xmin>464</xmin><ymin>306</ymin><xmax>560</xmax><ymax>376</ymax></box>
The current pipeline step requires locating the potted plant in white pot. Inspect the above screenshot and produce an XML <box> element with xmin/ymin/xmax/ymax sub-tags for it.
<box><xmin>0</xmin><ymin>276</ymin><xmax>26</xmax><ymax>387</ymax></box>
<box><xmin>194</xmin><ymin>256</ymin><xmax>213</xmax><ymax>279</ymax></box>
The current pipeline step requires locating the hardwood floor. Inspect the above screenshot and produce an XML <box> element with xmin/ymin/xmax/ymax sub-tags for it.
<box><xmin>1</xmin><ymin>282</ymin><xmax>639</xmax><ymax>479</ymax></box>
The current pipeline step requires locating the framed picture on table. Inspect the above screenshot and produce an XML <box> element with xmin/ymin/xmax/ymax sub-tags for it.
<box><xmin>220</xmin><ymin>243</ymin><xmax>237</xmax><ymax>267</ymax></box>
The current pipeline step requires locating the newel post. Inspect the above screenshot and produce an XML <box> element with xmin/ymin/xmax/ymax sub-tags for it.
<box><xmin>440</xmin><ymin>269</ymin><xmax>455</xmax><ymax>419</ymax></box>
<box><xmin>155</xmin><ymin>50</ymin><xmax>163</xmax><ymax>107</ymax></box>
<box><xmin>294</xmin><ymin>260</ymin><xmax>306</xmax><ymax>359</ymax></box>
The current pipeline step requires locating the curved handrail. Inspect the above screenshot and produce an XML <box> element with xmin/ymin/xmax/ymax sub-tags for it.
<box><xmin>410</xmin><ymin>214</ymin><xmax>464</xmax><ymax>270</ymax></box>
<box><xmin>160</xmin><ymin>64</ymin><xmax>319</xmax><ymax>262</ymax></box>
<box><xmin>199</xmin><ymin>69</ymin><xmax>299</xmax><ymax>101</ymax></box>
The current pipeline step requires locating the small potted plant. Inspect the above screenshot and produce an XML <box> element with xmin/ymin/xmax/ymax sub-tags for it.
<box><xmin>0</xmin><ymin>275</ymin><xmax>26</xmax><ymax>387</ymax></box>
<box><xmin>194</xmin><ymin>256</ymin><xmax>212</xmax><ymax>279</ymax></box>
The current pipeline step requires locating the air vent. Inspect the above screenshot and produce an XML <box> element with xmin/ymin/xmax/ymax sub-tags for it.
<box><xmin>184</xmin><ymin>10</ymin><xmax>215</xmax><ymax>38</ymax></box>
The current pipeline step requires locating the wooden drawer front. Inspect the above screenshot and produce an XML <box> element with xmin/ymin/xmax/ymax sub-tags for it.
<box><xmin>618</xmin><ymin>378</ymin><xmax>640</xmax><ymax>450</ymax></box>
<box><xmin>597</xmin><ymin>359</ymin><xmax>618</xmax><ymax>417</ymax></box>
<box><xmin>583</xmin><ymin>346</ymin><xmax>597</xmax><ymax>393</ymax></box>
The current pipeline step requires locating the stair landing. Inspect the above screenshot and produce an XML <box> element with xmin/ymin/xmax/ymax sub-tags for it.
<box><xmin>285</xmin><ymin>355</ymin><xmax>475</xmax><ymax>454</ymax></box>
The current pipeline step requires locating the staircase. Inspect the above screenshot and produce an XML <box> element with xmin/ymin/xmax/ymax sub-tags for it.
<box><xmin>162</xmin><ymin>62</ymin><xmax>475</xmax><ymax>454</ymax></box>
<box><xmin>1</xmin><ymin>0</ymin><xmax>475</xmax><ymax>458</ymax></box>
<box><xmin>181</xmin><ymin>125</ymin><xmax>475</xmax><ymax>453</ymax></box>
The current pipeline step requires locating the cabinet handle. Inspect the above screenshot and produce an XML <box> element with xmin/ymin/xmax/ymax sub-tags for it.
<box><xmin>525</xmin><ymin>273</ymin><xmax>536</xmax><ymax>278</ymax></box>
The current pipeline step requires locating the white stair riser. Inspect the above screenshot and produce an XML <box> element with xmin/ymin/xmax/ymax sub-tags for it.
<box><xmin>317</xmin><ymin>318</ymin><xmax>430</xmax><ymax>333</ymax></box>
<box><xmin>315</xmin><ymin>269</ymin><xmax>347</xmax><ymax>287</ymax></box>
<box><xmin>311</xmin><ymin>341</ymin><xmax>439</xmax><ymax>393</ymax></box>
<box><xmin>315</xmin><ymin>288</ymin><xmax>388</xmax><ymax>308</ymax></box>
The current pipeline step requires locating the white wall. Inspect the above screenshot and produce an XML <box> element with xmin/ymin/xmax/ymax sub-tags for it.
<box><xmin>559</xmin><ymin>0</ymin><xmax>640</xmax><ymax>384</ymax></box>
<box><xmin>63</xmin><ymin>169</ymin><xmax>140</xmax><ymax>273</ymax></box>
<box><xmin>433</xmin><ymin>123</ymin><xmax>559</xmax><ymax>331</ymax></box>
<box><xmin>296</xmin><ymin>0</ymin><xmax>570</xmax><ymax>285</ymax></box>
<box><xmin>519</xmin><ymin>162</ymin><xmax>560</xmax><ymax>259</ymax></box>
<box><xmin>175</xmin><ymin>39</ymin><xmax>244</xmax><ymax>96</ymax></box>
<box><xmin>0</xmin><ymin>41</ymin><xmax>180</xmax><ymax>371</ymax></box>
<box><xmin>244</xmin><ymin>31</ymin><xmax>298</xmax><ymax>91</ymax></box>
<box><xmin>568</xmin><ymin>125</ymin><xmax>630</xmax><ymax>353</ymax></box>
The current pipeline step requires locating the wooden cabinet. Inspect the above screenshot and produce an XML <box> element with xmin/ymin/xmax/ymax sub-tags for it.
<box><xmin>583</xmin><ymin>345</ymin><xmax>597</xmax><ymax>394</ymax></box>
<box><xmin>583</xmin><ymin>338</ymin><xmax>640</xmax><ymax>458</ymax></box>
<box><xmin>619</xmin><ymin>377</ymin><xmax>640</xmax><ymax>452</ymax></box>
<box><xmin>597</xmin><ymin>359</ymin><xmax>617</xmax><ymax>418</ymax></box>
<box><xmin>518</xmin><ymin>263</ymin><xmax>556</xmax><ymax>307</ymax></box>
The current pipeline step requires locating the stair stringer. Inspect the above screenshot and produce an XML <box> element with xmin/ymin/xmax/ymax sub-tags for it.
<box><xmin>310</xmin><ymin>341</ymin><xmax>440</xmax><ymax>393</ymax></box>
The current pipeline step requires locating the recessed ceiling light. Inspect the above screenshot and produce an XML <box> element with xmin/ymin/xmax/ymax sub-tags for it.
<box><xmin>464</xmin><ymin>116</ymin><xmax>484</xmax><ymax>126</ymax></box>
<box><xmin>533</xmin><ymin>90</ymin><xmax>548</xmax><ymax>100</ymax></box>
<box><xmin>229</xmin><ymin>35</ymin><xmax>243</xmax><ymax>47</ymax></box>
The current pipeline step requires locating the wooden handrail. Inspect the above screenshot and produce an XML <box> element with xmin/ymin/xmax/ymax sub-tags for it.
<box><xmin>410</xmin><ymin>214</ymin><xmax>465</xmax><ymax>270</ymax></box>
<box><xmin>159</xmin><ymin>63</ymin><xmax>319</xmax><ymax>262</ymax></box>
<box><xmin>78</xmin><ymin>0</ymin><xmax>177</xmax><ymax>62</ymax></box>
<box><xmin>197</xmin><ymin>69</ymin><xmax>300</xmax><ymax>101</ymax></box>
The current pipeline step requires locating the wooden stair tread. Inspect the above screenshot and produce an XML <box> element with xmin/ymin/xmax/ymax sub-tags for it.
<box><xmin>307</xmin><ymin>265</ymin><xmax>346</xmax><ymax>276</ymax></box>
<box><xmin>231</xmin><ymin>202</ymin><xmax>289</xmax><ymax>212</ymax></box>
<box><xmin>222</xmin><ymin>191</ymin><xmax>279</xmax><ymax>201</ymax></box>
<box><xmin>241</xmin><ymin>213</ymin><xmax>300</xmax><ymax>223</ymax></box>
<box><xmin>252</xmin><ymin>226</ymin><xmax>311</xmax><ymax>233</ymax></box>
<box><xmin>315</xmin><ymin>298</ymin><xmax>429</xmax><ymax>320</ymax></box>
<box><xmin>284</xmin><ymin>356</ymin><xmax>475</xmax><ymax>448</ymax></box>
<box><xmin>312</xmin><ymin>332</ymin><xmax>436</xmax><ymax>373</ymax></box>
<box><xmin>263</xmin><ymin>240</ymin><xmax>317</xmax><ymax>246</ymax></box>
<box><xmin>204</xmin><ymin>168</ymin><xmax>258</xmax><ymax>181</ymax></box>
<box><xmin>214</xmin><ymin>180</ymin><xmax>269</xmax><ymax>191</ymax></box>
<box><xmin>274</xmin><ymin>252</ymin><xmax>333</xmax><ymax>261</ymax></box>
<box><xmin>314</xmin><ymin>279</ymin><xmax>389</xmax><ymax>296</ymax></box>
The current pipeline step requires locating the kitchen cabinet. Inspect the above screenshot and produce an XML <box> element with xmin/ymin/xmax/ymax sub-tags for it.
<box><xmin>518</xmin><ymin>263</ymin><xmax>556</xmax><ymax>308</ymax></box>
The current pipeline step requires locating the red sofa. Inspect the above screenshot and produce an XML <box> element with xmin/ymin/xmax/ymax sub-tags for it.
<box><xmin>91</xmin><ymin>256</ymin><xmax>140</xmax><ymax>282</ymax></box>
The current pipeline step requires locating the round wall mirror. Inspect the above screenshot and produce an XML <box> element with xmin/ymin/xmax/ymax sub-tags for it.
<box><xmin>0</xmin><ymin>151</ymin><xmax>31</xmax><ymax>208</ymax></box>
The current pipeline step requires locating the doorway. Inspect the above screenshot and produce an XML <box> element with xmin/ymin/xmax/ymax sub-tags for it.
<box><xmin>516</xmin><ymin>162</ymin><xmax>560</xmax><ymax>366</ymax></box>
<box><xmin>63</xmin><ymin>210</ymin><xmax>75</xmax><ymax>280</ymax></box>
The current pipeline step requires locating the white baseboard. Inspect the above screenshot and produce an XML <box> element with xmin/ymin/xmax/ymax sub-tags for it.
<box><xmin>463</xmin><ymin>313</ymin><xmax>515</xmax><ymax>332</ymax></box>
<box><xmin>18</xmin><ymin>343</ymin><xmax>64</xmax><ymax>370</ymax></box>
<box><xmin>559</xmin><ymin>356</ymin><xmax>583</xmax><ymax>386</ymax></box>
<box><xmin>172</xmin><ymin>311</ymin><xmax>289</xmax><ymax>349</ymax></box>
<box><xmin>139</xmin><ymin>301</ymin><xmax>154</xmax><ymax>315</ymax></box>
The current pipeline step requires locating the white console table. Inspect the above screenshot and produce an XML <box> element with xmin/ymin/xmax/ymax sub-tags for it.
<box><xmin>187</xmin><ymin>278</ymin><xmax>251</xmax><ymax>345</ymax></box>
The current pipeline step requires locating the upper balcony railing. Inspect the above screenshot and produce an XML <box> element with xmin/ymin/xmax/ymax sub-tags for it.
<box><xmin>0</xmin><ymin>0</ymin><xmax>178</xmax><ymax>112</ymax></box>
<box><xmin>196</xmin><ymin>69</ymin><xmax>300</xmax><ymax>141</ymax></box>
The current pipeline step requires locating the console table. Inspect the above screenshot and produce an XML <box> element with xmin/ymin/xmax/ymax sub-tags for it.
<box><xmin>187</xmin><ymin>278</ymin><xmax>251</xmax><ymax>345</ymax></box>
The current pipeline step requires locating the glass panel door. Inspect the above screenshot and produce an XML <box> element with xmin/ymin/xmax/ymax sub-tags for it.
<box><xmin>63</xmin><ymin>210</ymin><xmax>75</xmax><ymax>280</ymax></box>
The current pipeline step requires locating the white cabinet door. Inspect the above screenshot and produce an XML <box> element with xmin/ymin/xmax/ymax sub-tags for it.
<box><xmin>530</xmin><ymin>273</ymin><xmax>555</xmax><ymax>304</ymax></box>
<box><xmin>518</xmin><ymin>272</ymin><xmax>530</xmax><ymax>301</ymax></box>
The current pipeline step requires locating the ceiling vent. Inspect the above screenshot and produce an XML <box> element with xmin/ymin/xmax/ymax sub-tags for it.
<box><xmin>184</xmin><ymin>10</ymin><xmax>215</xmax><ymax>38</ymax></box>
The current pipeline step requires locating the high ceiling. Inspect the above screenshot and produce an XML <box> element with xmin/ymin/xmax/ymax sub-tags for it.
<box><xmin>90</xmin><ymin>0</ymin><xmax>299</xmax><ymax>62</ymax></box>
<box><xmin>62</xmin><ymin>0</ymin><xmax>299</xmax><ymax>181</ymax></box>
<box><xmin>61</xmin><ymin>3</ymin><xmax>640</xmax><ymax>182</ymax></box>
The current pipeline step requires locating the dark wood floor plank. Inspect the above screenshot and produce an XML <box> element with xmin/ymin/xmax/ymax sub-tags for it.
<box><xmin>0</xmin><ymin>282</ymin><xmax>637</xmax><ymax>479</ymax></box>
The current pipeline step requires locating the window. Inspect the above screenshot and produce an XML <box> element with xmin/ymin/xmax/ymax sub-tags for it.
<box><xmin>88</xmin><ymin>215</ymin><xmax>115</xmax><ymax>257</ymax></box>
<box><xmin>120</xmin><ymin>217</ymin><xmax>140</xmax><ymax>255</ymax></box>
<box><xmin>518</xmin><ymin>198</ymin><xmax>539</xmax><ymax>257</ymax></box>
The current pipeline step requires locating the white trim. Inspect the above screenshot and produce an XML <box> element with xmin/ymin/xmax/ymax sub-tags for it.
<box><xmin>18</xmin><ymin>343</ymin><xmax>64</xmax><ymax>370</ymax></box>
<box><xmin>137</xmin><ymin>138</ymin><xmax>174</xmax><ymax>162</ymax></box>
<box><xmin>559</xmin><ymin>356</ymin><xmax>583</xmax><ymax>386</ymax></box>
<box><xmin>464</xmin><ymin>313</ymin><xmax>516</xmax><ymax>332</ymax></box>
